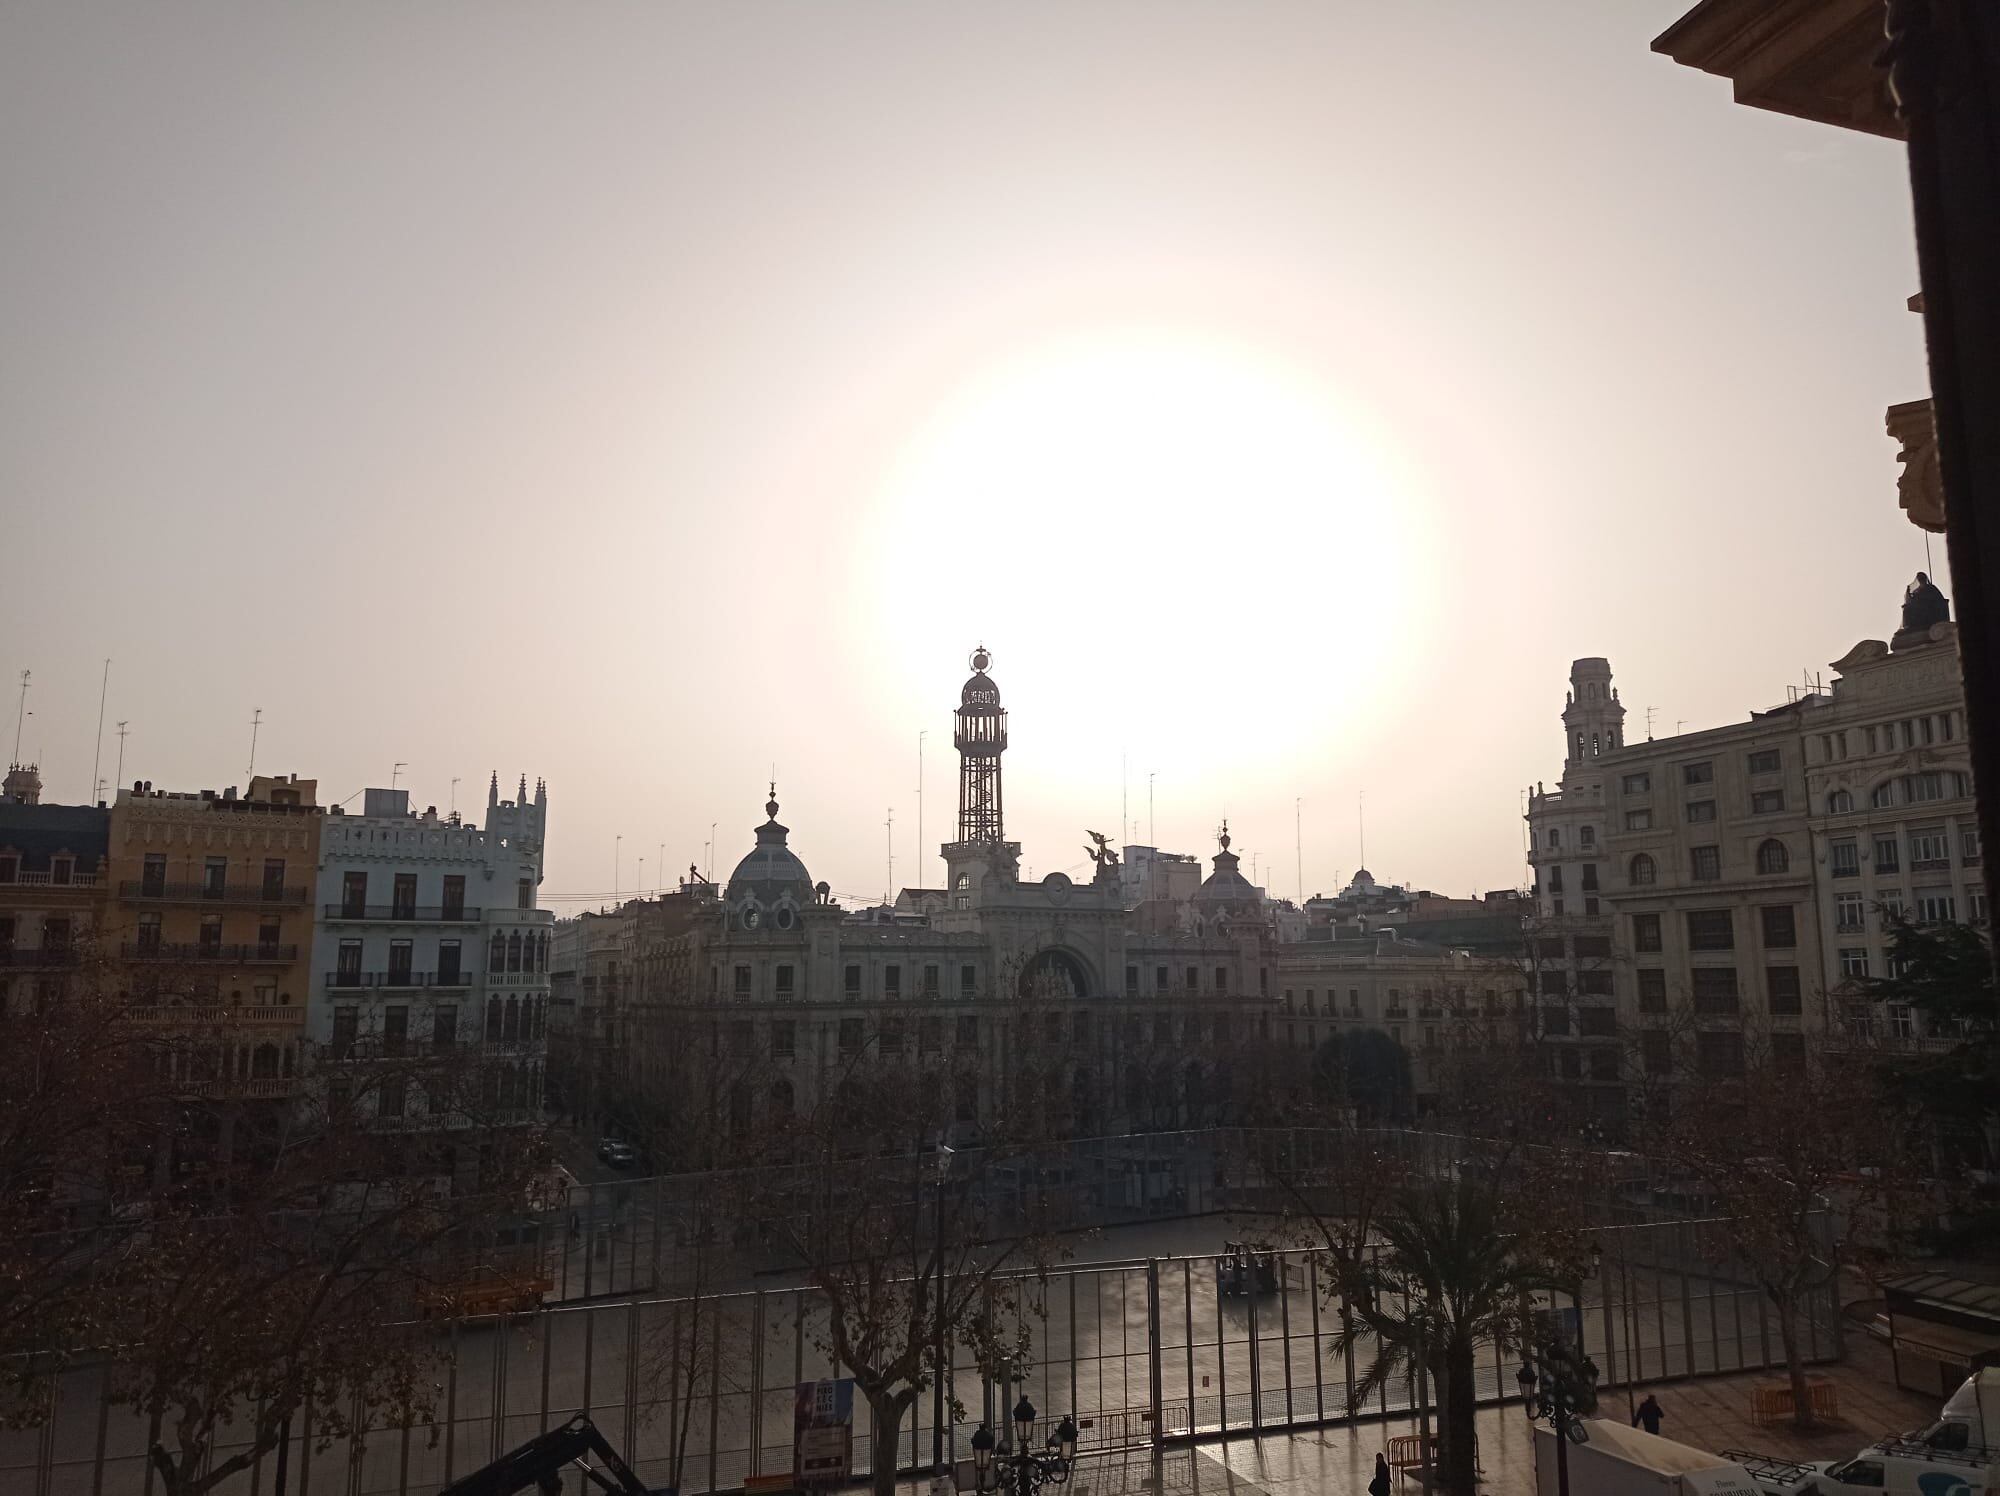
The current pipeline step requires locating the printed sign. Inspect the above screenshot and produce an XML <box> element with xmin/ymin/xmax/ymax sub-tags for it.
<box><xmin>794</xmin><ymin>1379</ymin><xmax>855</xmax><ymax>1485</ymax></box>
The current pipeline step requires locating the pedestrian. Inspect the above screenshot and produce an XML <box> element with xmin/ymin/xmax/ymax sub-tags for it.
<box><xmin>1370</xmin><ymin>1452</ymin><xmax>1393</xmax><ymax>1496</ymax></box>
<box><xmin>1633</xmin><ymin>1393</ymin><xmax>1664</xmax><ymax>1436</ymax></box>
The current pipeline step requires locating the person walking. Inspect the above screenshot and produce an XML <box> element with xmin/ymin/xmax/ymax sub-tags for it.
<box><xmin>1633</xmin><ymin>1393</ymin><xmax>1664</xmax><ymax>1436</ymax></box>
<box><xmin>1370</xmin><ymin>1452</ymin><xmax>1393</xmax><ymax>1496</ymax></box>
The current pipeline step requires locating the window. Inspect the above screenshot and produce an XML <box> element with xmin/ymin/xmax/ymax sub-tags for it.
<box><xmin>1548</xmin><ymin>828</ymin><xmax>1562</xmax><ymax>850</ymax></box>
<box><xmin>1835</xmin><ymin>892</ymin><xmax>1865</xmax><ymax>932</ymax></box>
<box><xmin>733</xmin><ymin>964</ymin><xmax>751</xmax><ymax>997</ymax></box>
<box><xmin>1537</xmin><ymin>936</ymin><xmax>1565</xmax><ymax>959</ymax></box>
<box><xmin>881</xmin><ymin>1016</ymin><xmax>906</xmax><ymax>1055</ymax></box>
<box><xmin>257</xmin><ymin>857</ymin><xmax>286</xmax><ymax>900</ymax></box>
<box><xmin>1962</xmin><ymin>825</ymin><xmax>1983</xmax><ymax>865</ymax></box>
<box><xmin>387</xmin><ymin>938</ymin><xmax>413</xmax><ymax>982</ymax></box>
<box><xmin>1872</xmin><ymin>781</ymin><xmax>1897</xmax><ymax>809</ymax></box>
<box><xmin>1686</xmin><ymin>909</ymin><xmax>1734</xmax><ymax>950</ymax></box>
<box><xmin>331</xmin><ymin>1007</ymin><xmax>359</xmax><ymax>1059</ymax></box>
<box><xmin>378</xmin><ymin>1076</ymin><xmax>407</xmax><ymax>1119</ymax></box>
<box><xmin>1540</xmin><ymin>1006</ymin><xmax>1569</xmax><ymax>1037</ymax></box>
<box><xmin>1696</xmin><ymin>1031</ymin><xmax>1744</xmax><ymax>1078</ymax></box>
<box><xmin>1747</xmin><ymin>749</ymin><xmax>1781</xmax><ymax>774</ymax></box>
<box><xmin>838</xmin><ymin>1018</ymin><xmax>862</xmax><ymax>1057</ymax></box>
<box><xmin>1623</xmin><ymin>772</ymin><xmax>1651</xmax><ymax>794</ymax></box>
<box><xmin>1641</xmin><ymin>1031</ymin><xmax>1673</xmax><ymax>1076</ymax></box>
<box><xmin>956</xmin><ymin>1015</ymin><xmax>979</xmax><ymax>1049</ymax></box>
<box><xmin>138</xmin><ymin>852</ymin><xmax>166</xmax><ymax>896</ymax></box>
<box><xmin>1580</xmin><ymin>826</ymin><xmax>1596</xmax><ymax>849</ymax></box>
<box><xmin>1759</xmin><ymin>904</ymin><xmax>1796</xmax><ymax>948</ymax></box>
<box><xmin>1915</xmin><ymin>889</ymin><xmax>1957</xmax><ymax>924</ymax></box>
<box><xmin>516</xmin><ymin>877</ymin><xmax>533</xmax><ymax>910</ymax></box>
<box><xmin>1827</xmin><ymin>790</ymin><xmax>1853</xmax><ymax>814</ymax></box>
<box><xmin>1873</xmin><ymin>835</ymin><xmax>1900</xmax><ymax>874</ymax></box>
<box><xmin>1124</xmin><ymin>965</ymin><xmax>1139</xmax><ymax>995</ymax></box>
<box><xmin>137</xmin><ymin>911</ymin><xmax>163</xmax><ymax>955</ymax></box>
<box><xmin>1839</xmin><ymin>948</ymin><xmax>1869</xmax><ymax>979</ymax></box>
<box><xmin>1631</xmin><ymin>912</ymin><xmax>1662</xmax><ymax>952</ymax></box>
<box><xmin>1766</xmin><ymin>966</ymin><xmax>1802</xmax><ymax>1015</ymax></box>
<box><xmin>1073</xmin><ymin>1010</ymin><xmax>1091</xmax><ymax>1044</ymax></box>
<box><xmin>1690</xmin><ymin>846</ymin><xmax>1721</xmax><ymax>882</ymax></box>
<box><xmin>1588</xmin><ymin>1047</ymin><xmax>1619</xmax><ymax>1081</ymax></box>
<box><xmin>1558</xmin><ymin>1048</ymin><xmax>1582</xmax><ymax>1081</ymax></box>
<box><xmin>1581</xmin><ymin>863</ymin><xmax>1599</xmax><ymax>892</ymax></box>
<box><xmin>1751</xmin><ymin>789</ymin><xmax>1785</xmax><ymax>815</ymax></box>
<box><xmin>1154</xmin><ymin>965</ymin><xmax>1169</xmax><ymax>993</ymax></box>
<box><xmin>1215</xmin><ymin>966</ymin><xmax>1228</xmax><ymax>992</ymax></box>
<box><xmin>916</xmin><ymin>963</ymin><xmax>939</xmax><ymax>997</ymax></box>
<box><xmin>437</xmin><ymin>939</ymin><xmax>462</xmax><ymax>984</ymax></box>
<box><xmin>1578</xmin><ymin>1006</ymin><xmax>1617</xmax><ymax>1037</ymax></box>
<box><xmin>382</xmin><ymin>1005</ymin><xmax>409</xmax><ymax>1056</ymax></box>
<box><xmin>1620</xmin><ymin>853</ymin><xmax>1655</xmax><ymax>890</ymax></box>
<box><xmin>883</xmin><ymin>965</ymin><xmax>901</xmax><ymax>999</ymax></box>
<box><xmin>1771</xmin><ymin>1032</ymin><xmax>1806</xmax><ymax>1071</ymax></box>
<box><xmin>1686</xmin><ymin>800</ymin><xmax>1717</xmax><ymax>824</ymax></box>
<box><xmin>488</xmin><ymin>934</ymin><xmax>505</xmax><ymax>973</ymax></box>
<box><xmin>843</xmin><ymin>963</ymin><xmax>861</xmax><ymax>997</ymax></box>
<box><xmin>1154</xmin><ymin>1014</ymin><xmax>1173</xmax><ymax>1044</ymax></box>
<box><xmin>775</xmin><ymin>963</ymin><xmax>795</xmax><ymax>998</ymax></box>
<box><xmin>1831</xmin><ymin>840</ymin><xmax>1860</xmax><ymax>878</ymax></box>
<box><xmin>1878</xmin><ymin>890</ymin><xmax>1905</xmax><ymax>925</ymax></box>
<box><xmin>197</xmin><ymin>914</ymin><xmax>223</xmax><ymax>954</ymax></box>
<box><xmin>1575</xmin><ymin>935</ymin><xmax>1612</xmax><ymax>959</ymax></box>
<box><xmin>203</xmin><ymin>857</ymin><xmax>227</xmax><ymax>898</ymax></box>
<box><xmin>430</xmin><ymin>1004</ymin><xmax>457</xmax><ymax>1049</ymax></box>
<box><xmin>1906</xmin><ymin>772</ymin><xmax>1946</xmax><ymax>803</ymax></box>
<box><xmin>1623</xmin><ymin>809</ymin><xmax>1654</xmax><ymax>833</ymax></box>
<box><xmin>1691</xmin><ymin>967</ymin><xmax>1739</xmax><ymax>1014</ymax></box>
<box><xmin>1970</xmin><ymin>886</ymin><xmax>1990</xmax><ymax>925</ymax></box>
<box><xmin>1577</xmin><ymin>970</ymin><xmax>1614</xmax><ymax>998</ymax></box>
<box><xmin>1637</xmin><ymin>969</ymin><xmax>1667</xmax><ymax>1013</ymax></box>
<box><xmin>1910</xmin><ymin>829</ymin><xmax>1950</xmax><ymax>868</ymax></box>
<box><xmin>1547</xmin><ymin>866</ymin><xmax>1564</xmax><ymax>893</ymax></box>
<box><xmin>392</xmin><ymin>873</ymin><xmax>418</xmax><ymax>919</ymax></box>
<box><xmin>441</xmin><ymin>875</ymin><xmax>465</xmax><ymax>919</ymax></box>
<box><xmin>1756</xmin><ymin>839</ymin><xmax>1789</xmax><ymax>875</ymax></box>
<box><xmin>919</xmin><ymin>1016</ymin><xmax>942</xmax><ymax>1053</ymax></box>
<box><xmin>1683</xmin><ymin>761</ymin><xmax>1713</xmax><ymax>786</ymax></box>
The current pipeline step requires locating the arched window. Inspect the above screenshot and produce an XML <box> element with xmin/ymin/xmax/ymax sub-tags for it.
<box><xmin>532</xmin><ymin>997</ymin><xmax>546</xmax><ymax>1039</ymax></box>
<box><xmin>488</xmin><ymin>934</ymin><xmax>505</xmax><ymax>973</ymax></box>
<box><xmin>540</xmin><ymin>932</ymin><xmax>551</xmax><ymax>969</ymax></box>
<box><xmin>1629</xmin><ymin>853</ymin><xmax>1656</xmax><ymax>886</ymax></box>
<box><xmin>503</xmin><ymin>996</ymin><xmax>520</xmax><ymax>1041</ymax></box>
<box><xmin>770</xmin><ymin>1077</ymin><xmax>794</xmax><ymax>1116</ymax></box>
<box><xmin>1756</xmin><ymin>839</ymin><xmax>1789</xmax><ymax>874</ymax></box>
<box><xmin>485</xmin><ymin>996</ymin><xmax>501</xmax><ymax>1040</ymax></box>
<box><xmin>1871</xmin><ymin>781</ymin><xmax>1897</xmax><ymax>809</ymax></box>
<box><xmin>506</xmin><ymin>932</ymin><xmax>522</xmax><ymax>972</ymax></box>
<box><xmin>1827</xmin><ymin>790</ymin><xmax>1853</xmax><ymax>814</ymax></box>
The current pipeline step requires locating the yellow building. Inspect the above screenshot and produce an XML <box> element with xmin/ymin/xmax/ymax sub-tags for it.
<box><xmin>107</xmin><ymin>773</ymin><xmax>322</xmax><ymax>1104</ymax></box>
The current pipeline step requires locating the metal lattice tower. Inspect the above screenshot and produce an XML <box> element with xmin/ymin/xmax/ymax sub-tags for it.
<box><xmin>955</xmin><ymin>645</ymin><xmax>1007</xmax><ymax>843</ymax></box>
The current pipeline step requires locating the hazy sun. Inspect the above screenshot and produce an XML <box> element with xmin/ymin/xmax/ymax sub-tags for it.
<box><xmin>857</xmin><ymin>329</ymin><xmax>1430</xmax><ymax>786</ymax></box>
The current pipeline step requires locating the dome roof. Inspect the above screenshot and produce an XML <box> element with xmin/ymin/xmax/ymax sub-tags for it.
<box><xmin>726</xmin><ymin>789</ymin><xmax>813</xmax><ymax>904</ymax></box>
<box><xmin>1193</xmin><ymin>821</ymin><xmax>1260</xmax><ymax>909</ymax></box>
<box><xmin>961</xmin><ymin>646</ymin><xmax>1002</xmax><ymax>709</ymax></box>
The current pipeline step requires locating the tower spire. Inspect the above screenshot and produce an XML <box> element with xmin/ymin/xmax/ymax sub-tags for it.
<box><xmin>954</xmin><ymin>645</ymin><xmax>1007</xmax><ymax>844</ymax></box>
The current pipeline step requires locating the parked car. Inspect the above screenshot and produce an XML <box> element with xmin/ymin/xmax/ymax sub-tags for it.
<box><xmin>601</xmin><ymin>1141</ymin><xmax>638</xmax><ymax>1169</ymax></box>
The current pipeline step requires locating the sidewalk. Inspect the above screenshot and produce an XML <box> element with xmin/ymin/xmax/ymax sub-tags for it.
<box><xmin>889</xmin><ymin>1341</ymin><xmax>1938</xmax><ymax>1496</ymax></box>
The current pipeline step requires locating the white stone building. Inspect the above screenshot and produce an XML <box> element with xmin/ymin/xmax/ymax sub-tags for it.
<box><xmin>310</xmin><ymin>775</ymin><xmax>553</xmax><ymax>1121</ymax></box>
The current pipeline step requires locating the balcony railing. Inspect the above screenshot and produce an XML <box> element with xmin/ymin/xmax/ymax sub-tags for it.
<box><xmin>322</xmin><ymin>905</ymin><xmax>482</xmax><ymax>922</ymax></box>
<box><xmin>174</xmin><ymin>1077</ymin><xmax>300</xmax><ymax>1098</ymax></box>
<box><xmin>121</xmin><ymin>942</ymin><xmax>300</xmax><ymax>963</ymax></box>
<box><xmin>1910</xmin><ymin>858</ymin><xmax>1952</xmax><ymax>874</ymax></box>
<box><xmin>0</xmin><ymin>947</ymin><xmax>80</xmax><ymax>967</ymax></box>
<box><xmin>121</xmin><ymin>881</ymin><xmax>308</xmax><ymax>905</ymax></box>
<box><xmin>2</xmin><ymin>871</ymin><xmax>99</xmax><ymax>889</ymax></box>
<box><xmin>325</xmin><ymin>970</ymin><xmax>472</xmax><ymax>990</ymax></box>
<box><xmin>125</xmin><ymin>1004</ymin><xmax>303</xmax><ymax>1025</ymax></box>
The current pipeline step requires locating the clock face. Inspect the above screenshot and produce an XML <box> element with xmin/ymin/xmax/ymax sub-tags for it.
<box><xmin>742</xmin><ymin>907</ymin><xmax>761</xmax><ymax>929</ymax></box>
<box><xmin>1042</xmin><ymin>871</ymin><xmax>1072</xmax><ymax>905</ymax></box>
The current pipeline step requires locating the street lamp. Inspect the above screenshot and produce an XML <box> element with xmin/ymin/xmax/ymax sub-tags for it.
<box><xmin>967</xmin><ymin>1399</ymin><xmax>1076</xmax><ymax>1496</ymax></box>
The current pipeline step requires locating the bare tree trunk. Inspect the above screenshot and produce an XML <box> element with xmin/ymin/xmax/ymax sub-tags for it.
<box><xmin>869</xmin><ymin>1388</ymin><xmax>913</xmax><ymax>1496</ymax></box>
<box><xmin>1773</xmin><ymin>1294</ymin><xmax>1815</xmax><ymax>1432</ymax></box>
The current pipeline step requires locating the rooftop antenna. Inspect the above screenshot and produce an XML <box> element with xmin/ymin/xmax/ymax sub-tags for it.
<box><xmin>115</xmin><ymin>722</ymin><xmax>130</xmax><ymax>790</ymax></box>
<box><xmin>658</xmin><ymin>842</ymin><xmax>665</xmax><ymax>888</ymax></box>
<box><xmin>1148</xmin><ymin>770</ymin><xmax>1156</xmax><ymax>848</ymax></box>
<box><xmin>91</xmin><ymin>658</ymin><xmax>110</xmax><ymax>802</ymax></box>
<box><xmin>1358</xmin><ymin>789</ymin><xmax>1366</xmax><ymax>870</ymax></box>
<box><xmin>916</xmin><ymin>729</ymin><xmax>926</xmax><ymax>887</ymax></box>
<box><xmin>885</xmin><ymin>807</ymin><xmax>895</xmax><ymax>903</ymax></box>
<box><xmin>1295</xmin><ymin>797</ymin><xmax>1303</xmax><ymax>905</ymax></box>
<box><xmin>1644</xmin><ymin>705</ymin><xmax>1657</xmax><ymax>741</ymax></box>
<box><xmin>392</xmin><ymin>761</ymin><xmax>407</xmax><ymax>791</ymax></box>
<box><xmin>615</xmin><ymin>835</ymin><xmax>622</xmax><ymax>899</ymax></box>
<box><xmin>450</xmin><ymin>777</ymin><xmax>460</xmax><ymax>815</ymax></box>
<box><xmin>12</xmin><ymin>670</ymin><xmax>28</xmax><ymax>763</ymax></box>
<box><xmin>246</xmin><ymin>707</ymin><xmax>262</xmax><ymax>782</ymax></box>
<box><xmin>708</xmin><ymin>820</ymin><xmax>716</xmax><ymax>881</ymax></box>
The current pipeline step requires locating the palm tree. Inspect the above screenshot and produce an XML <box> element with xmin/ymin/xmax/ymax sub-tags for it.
<box><xmin>1328</xmin><ymin>1176</ymin><xmax>1565</xmax><ymax>1496</ymax></box>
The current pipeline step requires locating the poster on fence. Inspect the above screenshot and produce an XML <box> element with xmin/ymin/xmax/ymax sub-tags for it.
<box><xmin>794</xmin><ymin>1378</ymin><xmax>855</xmax><ymax>1485</ymax></box>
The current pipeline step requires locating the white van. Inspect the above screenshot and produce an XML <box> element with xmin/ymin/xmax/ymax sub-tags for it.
<box><xmin>1733</xmin><ymin>1439</ymin><xmax>1992</xmax><ymax>1496</ymax></box>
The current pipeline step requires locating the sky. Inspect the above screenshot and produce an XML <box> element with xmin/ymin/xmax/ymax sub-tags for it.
<box><xmin>0</xmin><ymin>2</ymin><xmax>1936</xmax><ymax>913</ymax></box>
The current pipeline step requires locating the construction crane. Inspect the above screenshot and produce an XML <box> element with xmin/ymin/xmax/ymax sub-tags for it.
<box><xmin>437</xmin><ymin>1415</ymin><xmax>659</xmax><ymax>1496</ymax></box>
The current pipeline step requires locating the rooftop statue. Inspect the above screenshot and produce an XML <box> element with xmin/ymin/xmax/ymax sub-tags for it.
<box><xmin>1901</xmin><ymin>570</ymin><xmax>1950</xmax><ymax>634</ymax></box>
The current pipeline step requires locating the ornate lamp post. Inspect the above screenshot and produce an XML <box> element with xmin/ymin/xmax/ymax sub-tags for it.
<box><xmin>968</xmin><ymin>1399</ymin><xmax>1077</xmax><ymax>1496</ymax></box>
<box><xmin>932</xmin><ymin>1140</ymin><xmax>955</xmax><ymax>1472</ymax></box>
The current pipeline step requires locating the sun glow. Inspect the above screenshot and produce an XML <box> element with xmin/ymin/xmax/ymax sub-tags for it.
<box><xmin>857</xmin><ymin>330</ymin><xmax>1432</xmax><ymax>783</ymax></box>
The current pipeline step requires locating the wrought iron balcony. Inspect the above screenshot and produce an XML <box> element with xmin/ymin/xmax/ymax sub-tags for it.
<box><xmin>324</xmin><ymin>970</ymin><xmax>473</xmax><ymax>990</ymax></box>
<box><xmin>2</xmin><ymin>870</ymin><xmax>99</xmax><ymax>890</ymax></box>
<box><xmin>120</xmin><ymin>942</ymin><xmax>299</xmax><ymax>963</ymax></box>
<box><xmin>0</xmin><ymin>947</ymin><xmax>80</xmax><ymax>967</ymax></box>
<box><xmin>321</xmin><ymin>904</ymin><xmax>482</xmax><ymax>922</ymax></box>
<box><xmin>121</xmin><ymin>881</ymin><xmax>308</xmax><ymax>905</ymax></box>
